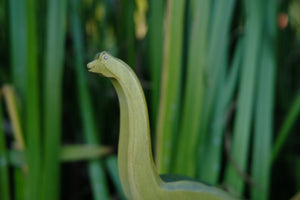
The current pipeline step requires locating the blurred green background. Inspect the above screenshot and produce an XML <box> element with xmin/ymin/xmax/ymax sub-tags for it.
<box><xmin>0</xmin><ymin>0</ymin><xmax>300</xmax><ymax>199</ymax></box>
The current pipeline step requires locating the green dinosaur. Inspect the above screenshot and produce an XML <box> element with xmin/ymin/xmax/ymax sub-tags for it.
<box><xmin>87</xmin><ymin>51</ymin><xmax>236</xmax><ymax>200</ymax></box>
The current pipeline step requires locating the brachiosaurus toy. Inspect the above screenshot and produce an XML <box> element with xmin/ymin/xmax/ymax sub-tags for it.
<box><xmin>87</xmin><ymin>51</ymin><xmax>236</xmax><ymax>200</ymax></box>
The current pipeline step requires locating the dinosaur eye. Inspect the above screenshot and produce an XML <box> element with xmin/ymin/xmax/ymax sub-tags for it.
<box><xmin>104</xmin><ymin>55</ymin><xmax>108</xmax><ymax>60</ymax></box>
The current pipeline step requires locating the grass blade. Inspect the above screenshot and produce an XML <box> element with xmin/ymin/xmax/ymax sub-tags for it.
<box><xmin>105</xmin><ymin>156</ymin><xmax>126</xmax><ymax>200</ymax></box>
<box><xmin>251</xmin><ymin>38</ymin><xmax>275</xmax><ymax>200</ymax></box>
<box><xmin>224</xmin><ymin>0</ymin><xmax>264</xmax><ymax>195</ymax></box>
<box><xmin>186</xmin><ymin>1</ymin><xmax>238</xmax><ymax>183</ymax></box>
<box><xmin>0</xmin><ymin>93</ymin><xmax>10</xmax><ymax>200</ymax></box>
<box><xmin>9</xmin><ymin>145</ymin><xmax>112</xmax><ymax>165</ymax></box>
<box><xmin>2</xmin><ymin>85</ymin><xmax>28</xmax><ymax>200</ymax></box>
<box><xmin>272</xmin><ymin>90</ymin><xmax>300</xmax><ymax>163</ymax></box>
<box><xmin>200</xmin><ymin>38</ymin><xmax>243</xmax><ymax>183</ymax></box>
<box><xmin>8</xmin><ymin>0</ymin><xmax>27</xmax><ymax>101</ymax></box>
<box><xmin>296</xmin><ymin>158</ymin><xmax>300</xmax><ymax>191</ymax></box>
<box><xmin>7</xmin><ymin>1</ymin><xmax>30</xmax><ymax>198</ymax></box>
<box><xmin>60</xmin><ymin>145</ymin><xmax>112</xmax><ymax>162</ymax></box>
<box><xmin>2</xmin><ymin>85</ymin><xmax>27</xmax><ymax>200</ymax></box>
<box><xmin>41</xmin><ymin>0</ymin><xmax>67</xmax><ymax>199</ymax></box>
<box><xmin>172</xmin><ymin>0</ymin><xmax>209</xmax><ymax>177</ymax></box>
<box><xmin>70</xmin><ymin>0</ymin><xmax>110</xmax><ymax>198</ymax></box>
<box><xmin>2</xmin><ymin>86</ymin><xmax>26</xmax><ymax>152</ymax></box>
<box><xmin>251</xmin><ymin>1</ymin><xmax>276</xmax><ymax>199</ymax></box>
<box><xmin>155</xmin><ymin>0</ymin><xmax>186</xmax><ymax>174</ymax></box>
<box><xmin>25</xmin><ymin>0</ymin><xmax>42</xmax><ymax>199</ymax></box>
<box><xmin>119</xmin><ymin>0</ymin><xmax>136</xmax><ymax>68</ymax></box>
<box><xmin>148</xmin><ymin>0</ymin><xmax>165</xmax><ymax>125</ymax></box>
<box><xmin>14</xmin><ymin>170</ymin><xmax>26</xmax><ymax>200</ymax></box>
<box><xmin>199</xmin><ymin>0</ymin><xmax>236</xmax><ymax>139</ymax></box>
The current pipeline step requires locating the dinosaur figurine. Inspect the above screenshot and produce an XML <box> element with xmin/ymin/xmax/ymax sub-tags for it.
<box><xmin>87</xmin><ymin>51</ymin><xmax>236</xmax><ymax>200</ymax></box>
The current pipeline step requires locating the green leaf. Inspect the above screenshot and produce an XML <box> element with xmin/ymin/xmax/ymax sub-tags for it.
<box><xmin>251</xmin><ymin>1</ymin><xmax>276</xmax><ymax>199</ymax></box>
<box><xmin>200</xmin><ymin>38</ymin><xmax>243</xmax><ymax>183</ymax></box>
<box><xmin>25</xmin><ymin>0</ymin><xmax>42</xmax><ymax>199</ymax></box>
<box><xmin>272</xmin><ymin>90</ymin><xmax>300</xmax><ymax>163</ymax></box>
<box><xmin>8</xmin><ymin>0</ymin><xmax>27</xmax><ymax>101</ymax></box>
<box><xmin>0</xmin><ymin>95</ymin><xmax>10</xmax><ymax>200</ymax></box>
<box><xmin>148</xmin><ymin>0</ymin><xmax>165</xmax><ymax>126</ymax></box>
<box><xmin>224</xmin><ymin>0</ymin><xmax>264</xmax><ymax>195</ymax></box>
<box><xmin>251</xmin><ymin>40</ymin><xmax>275</xmax><ymax>200</ymax></box>
<box><xmin>41</xmin><ymin>0</ymin><xmax>67</xmax><ymax>199</ymax></box>
<box><xmin>60</xmin><ymin>145</ymin><xmax>112</xmax><ymax>162</ymax></box>
<box><xmin>172</xmin><ymin>0</ymin><xmax>210</xmax><ymax>177</ymax></box>
<box><xmin>105</xmin><ymin>156</ymin><xmax>126</xmax><ymax>200</ymax></box>
<box><xmin>69</xmin><ymin>0</ymin><xmax>110</xmax><ymax>198</ymax></box>
<box><xmin>155</xmin><ymin>0</ymin><xmax>186</xmax><ymax>174</ymax></box>
<box><xmin>8</xmin><ymin>145</ymin><xmax>112</xmax><ymax>165</ymax></box>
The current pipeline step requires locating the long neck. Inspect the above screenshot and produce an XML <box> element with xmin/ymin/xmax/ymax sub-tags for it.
<box><xmin>109</xmin><ymin>61</ymin><xmax>162</xmax><ymax>199</ymax></box>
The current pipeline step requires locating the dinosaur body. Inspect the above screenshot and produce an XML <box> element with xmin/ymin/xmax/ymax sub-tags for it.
<box><xmin>87</xmin><ymin>52</ymin><xmax>235</xmax><ymax>200</ymax></box>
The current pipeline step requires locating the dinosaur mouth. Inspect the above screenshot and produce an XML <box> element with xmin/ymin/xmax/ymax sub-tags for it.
<box><xmin>87</xmin><ymin>61</ymin><xmax>95</xmax><ymax>72</ymax></box>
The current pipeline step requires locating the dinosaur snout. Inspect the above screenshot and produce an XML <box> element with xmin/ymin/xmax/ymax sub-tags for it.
<box><xmin>87</xmin><ymin>60</ymin><xmax>97</xmax><ymax>72</ymax></box>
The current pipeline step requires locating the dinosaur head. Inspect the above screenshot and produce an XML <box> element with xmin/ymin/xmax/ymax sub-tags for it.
<box><xmin>87</xmin><ymin>51</ymin><xmax>114</xmax><ymax>77</ymax></box>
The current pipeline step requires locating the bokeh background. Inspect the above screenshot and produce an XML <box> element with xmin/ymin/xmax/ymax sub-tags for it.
<box><xmin>0</xmin><ymin>0</ymin><xmax>300</xmax><ymax>199</ymax></box>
